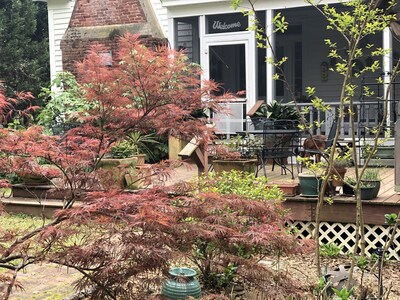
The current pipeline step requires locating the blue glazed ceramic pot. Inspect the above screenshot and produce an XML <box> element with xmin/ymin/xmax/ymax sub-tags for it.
<box><xmin>161</xmin><ymin>267</ymin><xmax>201</xmax><ymax>299</ymax></box>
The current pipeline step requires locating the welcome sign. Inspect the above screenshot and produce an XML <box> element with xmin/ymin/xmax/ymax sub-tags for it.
<box><xmin>207</xmin><ymin>13</ymin><xmax>248</xmax><ymax>34</ymax></box>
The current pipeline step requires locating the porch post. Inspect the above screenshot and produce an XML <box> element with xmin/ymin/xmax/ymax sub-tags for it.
<box><xmin>395</xmin><ymin>114</ymin><xmax>400</xmax><ymax>192</ymax></box>
<box><xmin>266</xmin><ymin>9</ymin><xmax>275</xmax><ymax>104</ymax></box>
<box><xmin>383</xmin><ymin>27</ymin><xmax>392</xmax><ymax>126</ymax></box>
<box><xmin>168</xmin><ymin>18</ymin><xmax>175</xmax><ymax>50</ymax></box>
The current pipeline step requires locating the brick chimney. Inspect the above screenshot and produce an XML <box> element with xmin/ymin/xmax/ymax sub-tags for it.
<box><xmin>61</xmin><ymin>0</ymin><xmax>165</xmax><ymax>73</ymax></box>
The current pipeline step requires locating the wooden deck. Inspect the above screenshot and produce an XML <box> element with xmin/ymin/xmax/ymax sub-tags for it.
<box><xmin>265</xmin><ymin>166</ymin><xmax>400</xmax><ymax>225</ymax></box>
<box><xmin>2</xmin><ymin>164</ymin><xmax>399</xmax><ymax>226</ymax></box>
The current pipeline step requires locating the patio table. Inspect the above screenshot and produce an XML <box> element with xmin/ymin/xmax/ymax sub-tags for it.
<box><xmin>237</xmin><ymin>128</ymin><xmax>301</xmax><ymax>179</ymax></box>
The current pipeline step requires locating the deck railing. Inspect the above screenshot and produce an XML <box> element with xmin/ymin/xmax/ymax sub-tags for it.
<box><xmin>213</xmin><ymin>100</ymin><xmax>398</xmax><ymax>141</ymax></box>
<box><xmin>294</xmin><ymin>100</ymin><xmax>398</xmax><ymax>140</ymax></box>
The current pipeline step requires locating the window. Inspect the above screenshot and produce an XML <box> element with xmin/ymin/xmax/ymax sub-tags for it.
<box><xmin>174</xmin><ymin>17</ymin><xmax>200</xmax><ymax>63</ymax></box>
<box><xmin>209</xmin><ymin>44</ymin><xmax>246</xmax><ymax>96</ymax></box>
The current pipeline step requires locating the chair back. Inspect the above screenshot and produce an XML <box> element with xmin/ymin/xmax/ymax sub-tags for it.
<box><xmin>262</xmin><ymin>119</ymin><xmax>299</xmax><ymax>148</ymax></box>
<box><xmin>325</xmin><ymin>118</ymin><xmax>338</xmax><ymax>148</ymax></box>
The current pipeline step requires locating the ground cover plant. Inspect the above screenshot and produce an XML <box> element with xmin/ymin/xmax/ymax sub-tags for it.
<box><xmin>195</xmin><ymin>170</ymin><xmax>283</xmax><ymax>201</ymax></box>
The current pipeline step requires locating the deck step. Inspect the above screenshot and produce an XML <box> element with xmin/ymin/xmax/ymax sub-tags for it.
<box><xmin>12</xmin><ymin>184</ymin><xmax>69</xmax><ymax>199</ymax></box>
<box><xmin>2</xmin><ymin>197</ymin><xmax>67</xmax><ymax>218</ymax></box>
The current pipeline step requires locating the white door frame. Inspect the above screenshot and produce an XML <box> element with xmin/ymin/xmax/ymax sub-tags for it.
<box><xmin>200</xmin><ymin>16</ymin><xmax>256</xmax><ymax>111</ymax></box>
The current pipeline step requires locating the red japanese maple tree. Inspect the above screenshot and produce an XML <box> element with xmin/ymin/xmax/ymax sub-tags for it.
<box><xmin>0</xmin><ymin>34</ymin><xmax>312</xmax><ymax>299</ymax></box>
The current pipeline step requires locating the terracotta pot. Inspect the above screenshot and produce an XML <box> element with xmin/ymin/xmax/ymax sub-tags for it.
<box><xmin>331</xmin><ymin>167</ymin><xmax>347</xmax><ymax>187</ymax></box>
<box><xmin>266</xmin><ymin>183</ymin><xmax>299</xmax><ymax>197</ymax></box>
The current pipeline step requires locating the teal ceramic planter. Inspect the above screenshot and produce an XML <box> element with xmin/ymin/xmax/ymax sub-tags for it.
<box><xmin>161</xmin><ymin>267</ymin><xmax>201</xmax><ymax>299</ymax></box>
<box><xmin>298</xmin><ymin>173</ymin><xmax>321</xmax><ymax>197</ymax></box>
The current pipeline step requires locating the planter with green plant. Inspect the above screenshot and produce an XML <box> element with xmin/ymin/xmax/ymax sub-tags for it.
<box><xmin>251</xmin><ymin>100</ymin><xmax>300</xmax><ymax>129</ymax></box>
<box><xmin>110</xmin><ymin>132</ymin><xmax>159</xmax><ymax>165</ymax></box>
<box><xmin>374</xmin><ymin>145</ymin><xmax>395</xmax><ymax>159</ymax></box>
<box><xmin>330</xmin><ymin>156</ymin><xmax>351</xmax><ymax>187</ymax></box>
<box><xmin>11</xmin><ymin>159</ymin><xmax>65</xmax><ymax>199</ymax></box>
<box><xmin>97</xmin><ymin>156</ymin><xmax>138</xmax><ymax>189</ymax></box>
<box><xmin>298</xmin><ymin>172</ymin><xmax>322</xmax><ymax>198</ymax></box>
<box><xmin>362</xmin><ymin>144</ymin><xmax>395</xmax><ymax>167</ymax></box>
<box><xmin>297</xmin><ymin>158</ymin><xmax>325</xmax><ymax>198</ymax></box>
<box><xmin>100</xmin><ymin>132</ymin><xmax>159</xmax><ymax>189</ymax></box>
<box><xmin>360</xmin><ymin>182</ymin><xmax>376</xmax><ymax>200</ymax></box>
<box><xmin>212</xmin><ymin>135</ymin><xmax>260</xmax><ymax>174</ymax></box>
<box><xmin>361</xmin><ymin>168</ymin><xmax>381</xmax><ymax>199</ymax></box>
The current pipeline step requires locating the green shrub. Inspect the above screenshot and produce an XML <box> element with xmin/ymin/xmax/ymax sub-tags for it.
<box><xmin>320</xmin><ymin>242</ymin><xmax>342</xmax><ymax>257</ymax></box>
<box><xmin>196</xmin><ymin>170</ymin><xmax>283</xmax><ymax>201</ymax></box>
<box><xmin>361</xmin><ymin>168</ymin><xmax>380</xmax><ymax>181</ymax></box>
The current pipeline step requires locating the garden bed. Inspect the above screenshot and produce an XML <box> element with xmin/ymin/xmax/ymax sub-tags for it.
<box><xmin>6</xmin><ymin>254</ymin><xmax>400</xmax><ymax>299</ymax></box>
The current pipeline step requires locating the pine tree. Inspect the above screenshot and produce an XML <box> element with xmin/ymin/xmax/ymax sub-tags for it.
<box><xmin>0</xmin><ymin>0</ymin><xmax>49</xmax><ymax>98</ymax></box>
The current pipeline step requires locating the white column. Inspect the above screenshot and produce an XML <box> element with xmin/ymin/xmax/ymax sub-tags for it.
<box><xmin>199</xmin><ymin>15</ymin><xmax>207</xmax><ymax>83</ymax></box>
<box><xmin>383</xmin><ymin>27</ymin><xmax>392</xmax><ymax>126</ymax></box>
<box><xmin>247</xmin><ymin>14</ymin><xmax>257</xmax><ymax>111</ymax></box>
<box><xmin>266</xmin><ymin>9</ymin><xmax>275</xmax><ymax>104</ymax></box>
<box><xmin>167</xmin><ymin>17</ymin><xmax>175</xmax><ymax>50</ymax></box>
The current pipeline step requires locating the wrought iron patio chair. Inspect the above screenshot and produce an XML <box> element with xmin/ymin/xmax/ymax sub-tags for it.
<box><xmin>257</xmin><ymin>119</ymin><xmax>300</xmax><ymax>179</ymax></box>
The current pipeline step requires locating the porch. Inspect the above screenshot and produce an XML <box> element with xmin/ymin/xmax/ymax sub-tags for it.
<box><xmin>261</xmin><ymin>166</ymin><xmax>400</xmax><ymax>260</ymax></box>
<box><xmin>206</xmin><ymin>5</ymin><xmax>400</xmax><ymax>139</ymax></box>
<box><xmin>165</xmin><ymin>162</ymin><xmax>400</xmax><ymax>259</ymax></box>
<box><xmin>164</xmin><ymin>163</ymin><xmax>400</xmax><ymax>227</ymax></box>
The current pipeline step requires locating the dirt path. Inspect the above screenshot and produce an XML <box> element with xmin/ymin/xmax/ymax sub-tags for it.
<box><xmin>10</xmin><ymin>263</ymin><xmax>81</xmax><ymax>300</ymax></box>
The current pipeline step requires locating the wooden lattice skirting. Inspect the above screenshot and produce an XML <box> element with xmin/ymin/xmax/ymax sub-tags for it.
<box><xmin>287</xmin><ymin>221</ymin><xmax>400</xmax><ymax>260</ymax></box>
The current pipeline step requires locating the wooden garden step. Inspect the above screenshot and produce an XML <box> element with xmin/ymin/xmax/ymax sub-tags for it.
<box><xmin>2</xmin><ymin>196</ymin><xmax>67</xmax><ymax>218</ymax></box>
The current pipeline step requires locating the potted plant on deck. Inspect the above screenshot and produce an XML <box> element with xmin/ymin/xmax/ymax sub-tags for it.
<box><xmin>330</xmin><ymin>156</ymin><xmax>351</xmax><ymax>188</ymax></box>
<box><xmin>360</xmin><ymin>181</ymin><xmax>376</xmax><ymax>200</ymax></box>
<box><xmin>97</xmin><ymin>154</ymin><xmax>138</xmax><ymax>189</ymax></box>
<box><xmin>362</xmin><ymin>143</ymin><xmax>395</xmax><ymax>167</ymax></box>
<box><xmin>248</xmin><ymin>100</ymin><xmax>300</xmax><ymax>131</ymax></box>
<box><xmin>361</xmin><ymin>168</ymin><xmax>381</xmax><ymax>199</ymax></box>
<box><xmin>99</xmin><ymin>132</ymin><xmax>158</xmax><ymax>189</ymax></box>
<box><xmin>212</xmin><ymin>136</ymin><xmax>260</xmax><ymax>174</ymax></box>
<box><xmin>109</xmin><ymin>132</ymin><xmax>159</xmax><ymax>165</ymax></box>
<box><xmin>343</xmin><ymin>176</ymin><xmax>356</xmax><ymax>196</ymax></box>
<box><xmin>297</xmin><ymin>172</ymin><xmax>322</xmax><ymax>197</ymax></box>
<box><xmin>11</xmin><ymin>158</ymin><xmax>64</xmax><ymax>199</ymax></box>
<box><xmin>297</xmin><ymin>158</ymin><xmax>325</xmax><ymax>197</ymax></box>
